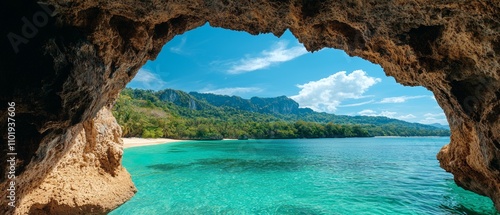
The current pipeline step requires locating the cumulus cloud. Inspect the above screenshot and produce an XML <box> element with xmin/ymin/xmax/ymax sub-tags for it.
<box><xmin>358</xmin><ymin>109</ymin><xmax>397</xmax><ymax>118</ymax></box>
<box><xmin>226</xmin><ymin>41</ymin><xmax>308</xmax><ymax>74</ymax></box>
<box><xmin>358</xmin><ymin>110</ymin><xmax>420</xmax><ymax>121</ymax></box>
<box><xmin>358</xmin><ymin>110</ymin><xmax>448</xmax><ymax>124</ymax></box>
<box><xmin>379</xmin><ymin>95</ymin><xmax>427</xmax><ymax>103</ymax></box>
<box><xmin>424</xmin><ymin>113</ymin><xmax>445</xmax><ymax>118</ymax></box>
<box><xmin>358</xmin><ymin>109</ymin><xmax>377</xmax><ymax>116</ymax></box>
<box><xmin>202</xmin><ymin>87</ymin><xmax>263</xmax><ymax>96</ymax></box>
<box><xmin>418</xmin><ymin>112</ymin><xmax>447</xmax><ymax>124</ymax></box>
<box><xmin>399</xmin><ymin>114</ymin><xmax>417</xmax><ymax>120</ymax></box>
<box><xmin>290</xmin><ymin>70</ymin><xmax>381</xmax><ymax>112</ymax></box>
<box><xmin>128</xmin><ymin>68</ymin><xmax>166</xmax><ymax>90</ymax></box>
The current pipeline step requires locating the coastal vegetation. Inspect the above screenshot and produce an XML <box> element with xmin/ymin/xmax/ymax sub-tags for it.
<box><xmin>112</xmin><ymin>88</ymin><xmax>450</xmax><ymax>140</ymax></box>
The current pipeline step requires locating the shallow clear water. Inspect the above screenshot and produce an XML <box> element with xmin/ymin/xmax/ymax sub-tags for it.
<box><xmin>111</xmin><ymin>137</ymin><xmax>498</xmax><ymax>214</ymax></box>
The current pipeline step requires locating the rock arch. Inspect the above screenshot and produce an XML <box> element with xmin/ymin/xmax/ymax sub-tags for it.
<box><xmin>0</xmin><ymin>0</ymin><xmax>499</xmax><ymax>214</ymax></box>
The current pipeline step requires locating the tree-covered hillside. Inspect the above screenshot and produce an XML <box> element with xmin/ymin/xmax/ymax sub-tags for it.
<box><xmin>112</xmin><ymin>88</ymin><xmax>450</xmax><ymax>139</ymax></box>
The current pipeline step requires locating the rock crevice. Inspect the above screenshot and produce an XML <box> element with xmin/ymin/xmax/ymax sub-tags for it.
<box><xmin>0</xmin><ymin>0</ymin><xmax>499</xmax><ymax>214</ymax></box>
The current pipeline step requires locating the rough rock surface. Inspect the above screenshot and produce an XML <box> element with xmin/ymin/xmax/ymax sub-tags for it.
<box><xmin>0</xmin><ymin>0</ymin><xmax>499</xmax><ymax>213</ymax></box>
<box><xmin>1</xmin><ymin>106</ymin><xmax>136</xmax><ymax>214</ymax></box>
<box><xmin>20</xmin><ymin>107</ymin><xmax>136</xmax><ymax>214</ymax></box>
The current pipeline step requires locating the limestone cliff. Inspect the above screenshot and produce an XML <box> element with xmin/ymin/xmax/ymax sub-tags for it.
<box><xmin>1</xmin><ymin>106</ymin><xmax>135</xmax><ymax>214</ymax></box>
<box><xmin>0</xmin><ymin>0</ymin><xmax>499</xmax><ymax>214</ymax></box>
<box><xmin>19</xmin><ymin>107</ymin><xmax>136</xmax><ymax>214</ymax></box>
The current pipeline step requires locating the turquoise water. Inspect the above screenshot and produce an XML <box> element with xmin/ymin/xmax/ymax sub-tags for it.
<box><xmin>111</xmin><ymin>137</ymin><xmax>498</xmax><ymax>214</ymax></box>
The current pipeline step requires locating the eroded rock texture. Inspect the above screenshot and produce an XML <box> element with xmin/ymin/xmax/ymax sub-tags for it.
<box><xmin>0</xmin><ymin>0</ymin><xmax>499</xmax><ymax>213</ymax></box>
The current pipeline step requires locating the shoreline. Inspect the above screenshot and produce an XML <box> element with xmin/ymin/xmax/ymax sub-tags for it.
<box><xmin>121</xmin><ymin>138</ymin><xmax>239</xmax><ymax>149</ymax></box>
<box><xmin>122</xmin><ymin>136</ymin><xmax>450</xmax><ymax>148</ymax></box>
<box><xmin>122</xmin><ymin>137</ymin><xmax>187</xmax><ymax>148</ymax></box>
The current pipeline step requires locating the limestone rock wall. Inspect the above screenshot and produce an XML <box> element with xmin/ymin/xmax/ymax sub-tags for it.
<box><xmin>19</xmin><ymin>107</ymin><xmax>135</xmax><ymax>215</ymax></box>
<box><xmin>1</xmin><ymin>106</ymin><xmax>136</xmax><ymax>215</ymax></box>
<box><xmin>0</xmin><ymin>0</ymin><xmax>499</xmax><ymax>213</ymax></box>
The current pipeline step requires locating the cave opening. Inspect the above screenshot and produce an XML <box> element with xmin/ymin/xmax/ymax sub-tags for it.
<box><xmin>124</xmin><ymin>23</ymin><xmax>449</xmax><ymax>127</ymax></box>
<box><xmin>107</xmin><ymin>25</ymin><xmax>500</xmax><ymax>214</ymax></box>
<box><xmin>1</xmin><ymin>1</ymin><xmax>499</xmax><ymax>214</ymax></box>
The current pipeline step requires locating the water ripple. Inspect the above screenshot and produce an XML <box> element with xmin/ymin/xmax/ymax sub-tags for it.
<box><xmin>112</xmin><ymin>137</ymin><xmax>499</xmax><ymax>215</ymax></box>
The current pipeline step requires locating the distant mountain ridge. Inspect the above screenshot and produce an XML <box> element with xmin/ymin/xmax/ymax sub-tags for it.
<box><xmin>156</xmin><ymin>89</ymin><xmax>313</xmax><ymax>114</ymax></box>
<box><xmin>153</xmin><ymin>89</ymin><xmax>447</xmax><ymax>130</ymax></box>
<box><xmin>115</xmin><ymin>88</ymin><xmax>450</xmax><ymax>138</ymax></box>
<box><xmin>190</xmin><ymin>91</ymin><xmax>314</xmax><ymax>115</ymax></box>
<box><xmin>429</xmin><ymin>123</ymin><xmax>450</xmax><ymax>130</ymax></box>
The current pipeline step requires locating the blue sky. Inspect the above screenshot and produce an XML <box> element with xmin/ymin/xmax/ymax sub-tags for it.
<box><xmin>128</xmin><ymin>24</ymin><xmax>447</xmax><ymax>125</ymax></box>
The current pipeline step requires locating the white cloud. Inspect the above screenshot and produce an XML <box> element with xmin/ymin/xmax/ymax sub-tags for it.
<box><xmin>379</xmin><ymin>95</ymin><xmax>427</xmax><ymax>103</ymax></box>
<box><xmin>226</xmin><ymin>41</ymin><xmax>308</xmax><ymax>74</ymax></box>
<box><xmin>379</xmin><ymin>111</ymin><xmax>398</xmax><ymax>118</ymax></box>
<box><xmin>419</xmin><ymin>112</ymin><xmax>448</xmax><ymax>124</ymax></box>
<box><xmin>399</xmin><ymin>114</ymin><xmax>417</xmax><ymax>120</ymax></box>
<box><xmin>358</xmin><ymin>110</ymin><xmax>418</xmax><ymax>121</ymax></box>
<box><xmin>129</xmin><ymin>68</ymin><xmax>166</xmax><ymax>90</ymax></box>
<box><xmin>424</xmin><ymin>113</ymin><xmax>445</xmax><ymax>118</ymax></box>
<box><xmin>358</xmin><ymin>109</ymin><xmax>398</xmax><ymax>118</ymax></box>
<box><xmin>358</xmin><ymin>110</ymin><xmax>448</xmax><ymax>124</ymax></box>
<box><xmin>290</xmin><ymin>70</ymin><xmax>381</xmax><ymax>112</ymax></box>
<box><xmin>419</xmin><ymin>116</ymin><xmax>448</xmax><ymax>125</ymax></box>
<box><xmin>202</xmin><ymin>87</ymin><xmax>263</xmax><ymax>96</ymax></box>
<box><xmin>358</xmin><ymin>109</ymin><xmax>377</xmax><ymax>116</ymax></box>
<box><xmin>170</xmin><ymin>37</ymin><xmax>187</xmax><ymax>54</ymax></box>
<box><xmin>339</xmin><ymin>99</ymin><xmax>375</xmax><ymax>107</ymax></box>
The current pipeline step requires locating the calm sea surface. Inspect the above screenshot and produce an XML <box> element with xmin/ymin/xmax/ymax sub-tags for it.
<box><xmin>110</xmin><ymin>137</ymin><xmax>498</xmax><ymax>214</ymax></box>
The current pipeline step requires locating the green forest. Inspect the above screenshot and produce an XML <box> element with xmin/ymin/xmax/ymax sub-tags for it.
<box><xmin>112</xmin><ymin>88</ymin><xmax>450</xmax><ymax>140</ymax></box>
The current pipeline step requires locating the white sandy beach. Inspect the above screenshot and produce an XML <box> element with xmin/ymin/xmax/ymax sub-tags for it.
<box><xmin>122</xmin><ymin>138</ymin><xmax>241</xmax><ymax>148</ymax></box>
<box><xmin>122</xmin><ymin>137</ymin><xmax>186</xmax><ymax>148</ymax></box>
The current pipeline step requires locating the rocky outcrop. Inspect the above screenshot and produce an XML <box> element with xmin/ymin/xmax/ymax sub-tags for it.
<box><xmin>0</xmin><ymin>0</ymin><xmax>499</xmax><ymax>213</ymax></box>
<box><xmin>22</xmin><ymin>106</ymin><xmax>136</xmax><ymax>215</ymax></box>
<box><xmin>1</xmin><ymin>106</ymin><xmax>135</xmax><ymax>214</ymax></box>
